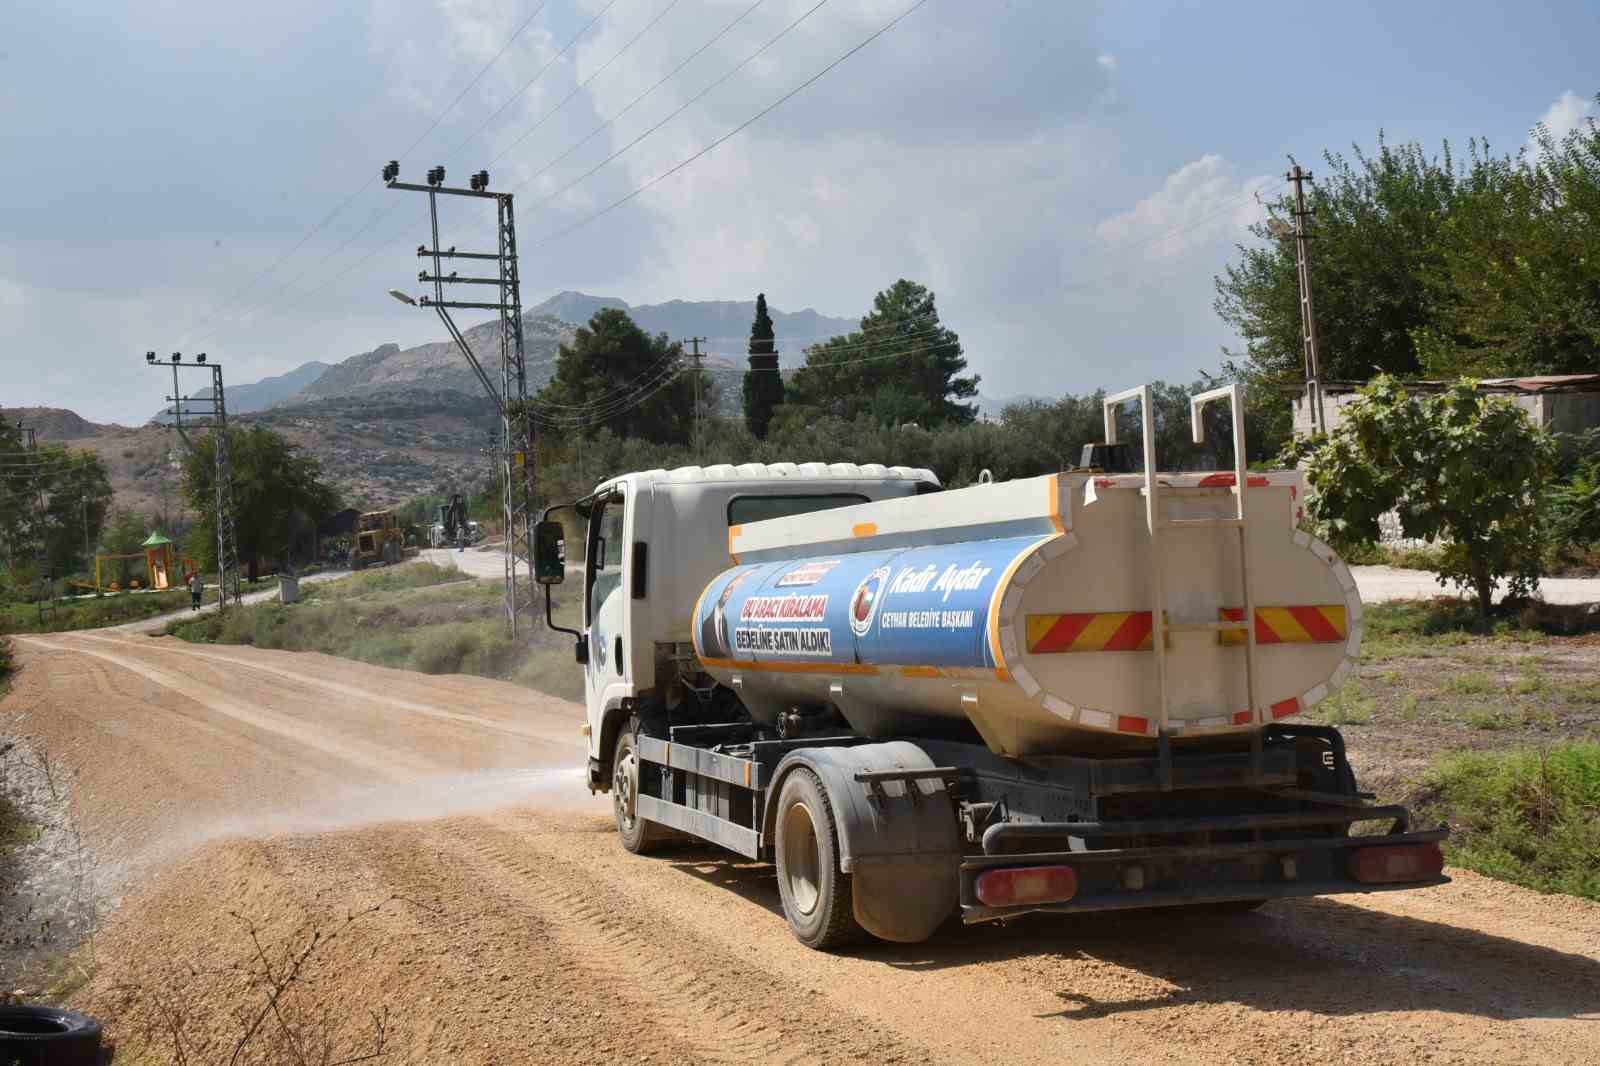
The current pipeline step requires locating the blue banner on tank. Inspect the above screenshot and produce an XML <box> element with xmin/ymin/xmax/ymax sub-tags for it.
<box><xmin>694</xmin><ymin>536</ymin><xmax>1048</xmax><ymax>670</ymax></box>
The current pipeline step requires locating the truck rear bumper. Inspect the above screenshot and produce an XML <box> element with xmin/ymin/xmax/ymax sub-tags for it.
<box><xmin>959</xmin><ymin>825</ymin><xmax>1448</xmax><ymax>923</ymax></box>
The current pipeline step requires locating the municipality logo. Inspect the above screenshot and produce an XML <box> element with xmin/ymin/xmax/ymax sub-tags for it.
<box><xmin>849</xmin><ymin>566</ymin><xmax>890</xmax><ymax>637</ymax></box>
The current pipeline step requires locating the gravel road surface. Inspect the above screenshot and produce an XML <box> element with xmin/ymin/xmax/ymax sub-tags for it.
<box><xmin>4</xmin><ymin>632</ymin><xmax>1598</xmax><ymax>1064</ymax></box>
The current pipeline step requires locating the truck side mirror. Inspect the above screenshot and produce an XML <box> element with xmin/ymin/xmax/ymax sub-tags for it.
<box><xmin>534</xmin><ymin>520</ymin><xmax>565</xmax><ymax>584</ymax></box>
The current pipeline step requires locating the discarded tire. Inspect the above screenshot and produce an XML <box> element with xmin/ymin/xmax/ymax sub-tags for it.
<box><xmin>0</xmin><ymin>1005</ymin><xmax>102</xmax><ymax>1066</ymax></box>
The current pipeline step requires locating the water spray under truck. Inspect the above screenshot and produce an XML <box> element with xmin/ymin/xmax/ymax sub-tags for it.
<box><xmin>533</xmin><ymin>384</ymin><xmax>1447</xmax><ymax>950</ymax></box>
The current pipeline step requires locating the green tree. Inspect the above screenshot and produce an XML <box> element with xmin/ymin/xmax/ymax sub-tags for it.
<box><xmin>1215</xmin><ymin>136</ymin><xmax>1466</xmax><ymax>390</ymax></box>
<box><xmin>99</xmin><ymin>508</ymin><xmax>150</xmax><ymax>586</ymax></box>
<box><xmin>742</xmin><ymin>293</ymin><xmax>785</xmax><ymax>439</ymax></box>
<box><xmin>1416</xmin><ymin>106</ymin><xmax>1600</xmax><ymax>377</ymax></box>
<box><xmin>0</xmin><ymin>419</ymin><xmax>23</xmax><ymax>563</ymax></box>
<box><xmin>182</xmin><ymin>425</ymin><xmax>340</xmax><ymax>582</ymax></box>
<box><xmin>1292</xmin><ymin>377</ymin><xmax>1556</xmax><ymax>618</ymax></box>
<box><xmin>41</xmin><ymin>449</ymin><xmax>115</xmax><ymax>577</ymax></box>
<box><xmin>787</xmin><ymin>280</ymin><xmax>978</xmax><ymax>428</ymax></box>
<box><xmin>534</xmin><ymin>309</ymin><xmax>699</xmax><ymax>445</ymax></box>
<box><xmin>0</xmin><ymin>424</ymin><xmax>113</xmax><ymax>580</ymax></box>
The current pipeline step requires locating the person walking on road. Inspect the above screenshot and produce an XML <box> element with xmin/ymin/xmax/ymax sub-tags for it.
<box><xmin>188</xmin><ymin>571</ymin><xmax>203</xmax><ymax>611</ymax></box>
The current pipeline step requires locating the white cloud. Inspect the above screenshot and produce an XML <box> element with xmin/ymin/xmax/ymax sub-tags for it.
<box><xmin>1096</xmin><ymin>54</ymin><xmax>1117</xmax><ymax>70</ymax></box>
<box><xmin>1094</xmin><ymin>155</ymin><xmax>1273</xmax><ymax>262</ymax></box>
<box><xmin>1531</xmin><ymin>89</ymin><xmax>1596</xmax><ymax>150</ymax></box>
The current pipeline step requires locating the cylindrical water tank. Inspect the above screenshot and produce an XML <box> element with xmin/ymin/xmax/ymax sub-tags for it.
<box><xmin>693</xmin><ymin>481</ymin><xmax>1361</xmax><ymax>755</ymax></box>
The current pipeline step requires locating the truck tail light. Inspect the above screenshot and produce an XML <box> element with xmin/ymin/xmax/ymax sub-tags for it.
<box><xmin>974</xmin><ymin>865</ymin><xmax>1078</xmax><ymax>907</ymax></box>
<box><xmin>1349</xmin><ymin>842</ymin><xmax>1444</xmax><ymax>884</ymax></box>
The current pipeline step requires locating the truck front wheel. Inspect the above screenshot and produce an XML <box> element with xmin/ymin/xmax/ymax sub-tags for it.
<box><xmin>612</xmin><ymin>726</ymin><xmax>667</xmax><ymax>854</ymax></box>
<box><xmin>774</xmin><ymin>769</ymin><xmax>864</xmax><ymax>950</ymax></box>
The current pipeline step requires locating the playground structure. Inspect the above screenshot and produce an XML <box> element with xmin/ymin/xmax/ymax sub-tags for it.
<box><xmin>90</xmin><ymin>531</ymin><xmax>199</xmax><ymax>593</ymax></box>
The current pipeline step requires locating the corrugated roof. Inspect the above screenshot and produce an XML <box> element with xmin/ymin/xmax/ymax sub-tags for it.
<box><xmin>1316</xmin><ymin>374</ymin><xmax>1600</xmax><ymax>395</ymax></box>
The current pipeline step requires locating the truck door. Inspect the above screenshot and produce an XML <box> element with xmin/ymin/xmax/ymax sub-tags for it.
<box><xmin>585</xmin><ymin>487</ymin><xmax>629</xmax><ymax>731</ymax></box>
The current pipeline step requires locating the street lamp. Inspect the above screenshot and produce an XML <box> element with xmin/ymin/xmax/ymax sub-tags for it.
<box><xmin>387</xmin><ymin>289</ymin><xmax>418</xmax><ymax>307</ymax></box>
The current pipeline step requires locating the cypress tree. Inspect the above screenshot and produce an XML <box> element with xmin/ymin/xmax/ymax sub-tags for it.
<box><xmin>743</xmin><ymin>293</ymin><xmax>784</xmax><ymax>438</ymax></box>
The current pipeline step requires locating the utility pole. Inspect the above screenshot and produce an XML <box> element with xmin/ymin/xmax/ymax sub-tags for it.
<box><xmin>18</xmin><ymin>425</ymin><xmax>56</xmax><ymax>625</ymax></box>
<box><xmin>146</xmin><ymin>352</ymin><xmax>242</xmax><ymax>607</ymax></box>
<box><xmin>1287</xmin><ymin>157</ymin><xmax>1327</xmax><ymax>435</ymax></box>
<box><xmin>685</xmin><ymin>336</ymin><xmax>706</xmax><ymax>462</ymax></box>
<box><xmin>385</xmin><ymin>162</ymin><xmax>535</xmax><ymax>638</ymax></box>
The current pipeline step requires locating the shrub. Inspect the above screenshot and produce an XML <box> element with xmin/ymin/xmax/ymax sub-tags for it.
<box><xmin>1419</xmin><ymin>744</ymin><xmax>1600</xmax><ymax>901</ymax></box>
<box><xmin>1292</xmin><ymin>377</ymin><xmax>1556</xmax><ymax>618</ymax></box>
<box><xmin>409</xmin><ymin>624</ymin><xmax>482</xmax><ymax>675</ymax></box>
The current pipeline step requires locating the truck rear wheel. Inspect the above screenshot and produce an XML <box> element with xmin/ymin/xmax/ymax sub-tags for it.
<box><xmin>774</xmin><ymin>769</ymin><xmax>864</xmax><ymax>950</ymax></box>
<box><xmin>612</xmin><ymin>727</ymin><xmax>667</xmax><ymax>854</ymax></box>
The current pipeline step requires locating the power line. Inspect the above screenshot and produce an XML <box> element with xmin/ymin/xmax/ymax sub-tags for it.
<box><xmin>514</xmin><ymin>0</ymin><xmax>832</xmax><ymax>208</ymax></box>
<box><xmin>200</xmin><ymin>1</ymin><xmax>774</xmax><ymax>348</ymax></box>
<box><xmin>482</xmin><ymin>0</ymin><xmax>682</xmax><ymax>168</ymax></box>
<box><xmin>497</xmin><ymin>0</ymin><xmax>769</xmax><ymax>198</ymax></box>
<box><xmin>523</xmin><ymin>0</ymin><xmax>933</xmax><ymax>249</ymax></box>
<box><xmin>443</xmin><ymin>0</ymin><xmax>625</xmax><ymax>165</ymax></box>
<box><xmin>177</xmin><ymin>3</ymin><xmax>551</xmax><ymax>347</ymax></box>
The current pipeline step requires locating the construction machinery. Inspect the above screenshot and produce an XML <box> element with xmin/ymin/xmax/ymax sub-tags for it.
<box><xmin>350</xmin><ymin>510</ymin><xmax>403</xmax><ymax>571</ymax></box>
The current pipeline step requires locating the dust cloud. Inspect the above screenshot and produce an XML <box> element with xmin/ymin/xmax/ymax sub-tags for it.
<box><xmin>141</xmin><ymin>767</ymin><xmax>610</xmax><ymax>872</ymax></box>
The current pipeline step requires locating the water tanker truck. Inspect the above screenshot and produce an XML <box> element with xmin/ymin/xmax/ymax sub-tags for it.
<box><xmin>533</xmin><ymin>385</ymin><xmax>1447</xmax><ymax>949</ymax></box>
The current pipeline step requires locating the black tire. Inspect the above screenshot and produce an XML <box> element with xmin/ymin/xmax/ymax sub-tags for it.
<box><xmin>612</xmin><ymin>725</ymin><xmax>668</xmax><ymax>855</ymax></box>
<box><xmin>773</xmin><ymin>769</ymin><xmax>865</xmax><ymax>950</ymax></box>
<box><xmin>350</xmin><ymin>553</ymin><xmax>366</xmax><ymax>572</ymax></box>
<box><xmin>0</xmin><ymin>1005</ymin><xmax>102</xmax><ymax>1066</ymax></box>
<box><xmin>384</xmin><ymin>540</ymin><xmax>400</xmax><ymax>566</ymax></box>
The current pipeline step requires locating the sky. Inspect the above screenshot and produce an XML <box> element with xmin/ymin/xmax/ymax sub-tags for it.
<box><xmin>1</xmin><ymin>0</ymin><xmax>1596</xmax><ymax>424</ymax></box>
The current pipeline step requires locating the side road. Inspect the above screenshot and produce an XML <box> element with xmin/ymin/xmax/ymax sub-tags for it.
<box><xmin>105</xmin><ymin>568</ymin><xmax>350</xmax><ymax>634</ymax></box>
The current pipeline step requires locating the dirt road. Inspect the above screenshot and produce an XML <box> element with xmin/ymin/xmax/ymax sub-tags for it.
<box><xmin>5</xmin><ymin>632</ymin><xmax>1599</xmax><ymax>1064</ymax></box>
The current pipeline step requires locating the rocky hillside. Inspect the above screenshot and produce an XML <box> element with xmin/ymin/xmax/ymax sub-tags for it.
<box><xmin>150</xmin><ymin>360</ymin><xmax>331</xmax><ymax>421</ymax></box>
<box><xmin>15</xmin><ymin>292</ymin><xmax>859</xmax><ymax>518</ymax></box>
<box><xmin>529</xmin><ymin>291</ymin><xmax>855</xmax><ymax>364</ymax></box>
<box><xmin>294</xmin><ymin>314</ymin><xmax>573</xmax><ymax>405</ymax></box>
<box><xmin>2</xmin><ymin>407</ymin><xmax>109</xmax><ymax>440</ymax></box>
<box><xmin>15</xmin><ymin>398</ymin><xmax>497</xmax><ymax>516</ymax></box>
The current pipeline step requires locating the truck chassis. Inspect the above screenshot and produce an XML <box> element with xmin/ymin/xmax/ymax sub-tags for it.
<box><xmin>603</xmin><ymin>710</ymin><xmax>1447</xmax><ymax>947</ymax></box>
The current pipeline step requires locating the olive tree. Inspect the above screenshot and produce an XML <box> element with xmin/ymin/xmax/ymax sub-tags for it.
<box><xmin>1293</xmin><ymin>376</ymin><xmax>1555</xmax><ymax>618</ymax></box>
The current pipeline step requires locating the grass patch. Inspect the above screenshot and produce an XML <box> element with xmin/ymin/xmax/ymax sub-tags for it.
<box><xmin>1417</xmin><ymin>744</ymin><xmax>1600</xmax><ymax>901</ymax></box>
<box><xmin>1314</xmin><ymin>686</ymin><xmax>1374</xmax><ymax>726</ymax></box>
<box><xmin>1445</xmin><ymin>671</ymin><xmax>1496</xmax><ymax>696</ymax></box>
<box><xmin>1462</xmin><ymin>707</ymin><xmax>1509</xmax><ymax>731</ymax></box>
<box><xmin>1355</xmin><ymin>599</ymin><xmax>1600</xmax><ymax>662</ymax></box>
<box><xmin>1558</xmin><ymin>680</ymin><xmax>1600</xmax><ymax>706</ymax></box>
<box><xmin>165</xmin><ymin>562</ymin><xmax>582</xmax><ymax>701</ymax></box>
<box><xmin>0</xmin><ymin>791</ymin><xmax>39</xmax><ymax>857</ymax></box>
<box><xmin>1</xmin><ymin>589</ymin><xmax>219</xmax><ymax>634</ymax></box>
<box><xmin>1510</xmin><ymin>663</ymin><xmax>1546</xmax><ymax>696</ymax></box>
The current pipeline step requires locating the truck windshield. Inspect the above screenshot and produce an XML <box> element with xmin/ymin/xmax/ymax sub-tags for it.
<box><xmin>727</xmin><ymin>493</ymin><xmax>869</xmax><ymax>525</ymax></box>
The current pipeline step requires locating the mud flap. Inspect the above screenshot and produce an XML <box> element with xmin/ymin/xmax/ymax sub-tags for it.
<box><xmin>771</xmin><ymin>742</ymin><xmax>961</xmax><ymax>943</ymax></box>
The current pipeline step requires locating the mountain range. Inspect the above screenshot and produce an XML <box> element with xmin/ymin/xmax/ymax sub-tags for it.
<box><xmin>58</xmin><ymin>292</ymin><xmax>860</xmax><ymax>514</ymax></box>
<box><xmin>151</xmin><ymin>291</ymin><xmax>859</xmax><ymax>421</ymax></box>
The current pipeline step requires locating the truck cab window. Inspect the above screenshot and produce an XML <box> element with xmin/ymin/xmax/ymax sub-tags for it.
<box><xmin>727</xmin><ymin>493</ymin><xmax>868</xmax><ymax>525</ymax></box>
<box><xmin>587</xmin><ymin>491</ymin><xmax>626</xmax><ymax>626</ymax></box>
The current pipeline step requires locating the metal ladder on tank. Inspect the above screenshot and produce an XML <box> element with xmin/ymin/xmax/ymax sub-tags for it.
<box><xmin>1102</xmin><ymin>384</ymin><xmax>1261</xmax><ymax>788</ymax></box>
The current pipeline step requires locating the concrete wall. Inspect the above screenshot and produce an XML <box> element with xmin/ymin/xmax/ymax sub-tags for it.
<box><xmin>1293</xmin><ymin>385</ymin><xmax>1600</xmax><ymax>439</ymax></box>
